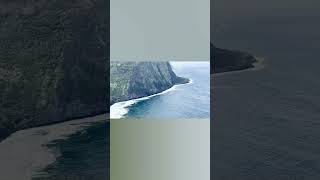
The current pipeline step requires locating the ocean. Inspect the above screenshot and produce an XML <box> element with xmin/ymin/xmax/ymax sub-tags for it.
<box><xmin>34</xmin><ymin>61</ymin><xmax>210</xmax><ymax>179</ymax></box>
<box><xmin>33</xmin><ymin>122</ymin><xmax>109</xmax><ymax>180</ymax></box>
<box><xmin>110</xmin><ymin>61</ymin><xmax>210</xmax><ymax>119</ymax></box>
<box><xmin>211</xmin><ymin>0</ymin><xmax>320</xmax><ymax>179</ymax></box>
<box><xmin>33</xmin><ymin>1</ymin><xmax>320</xmax><ymax>179</ymax></box>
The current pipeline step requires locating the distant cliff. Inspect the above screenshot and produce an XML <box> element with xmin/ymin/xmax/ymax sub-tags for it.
<box><xmin>211</xmin><ymin>44</ymin><xmax>257</xmax><ymax>73</ymax></box>
<box><xmin>110</xmin><ymin>62</ymin><xmax>189</xmax><ymax>104</ymax></box>
<box><xmin>0</xmin><ymin>0</ymin><xmax>109</xmax><ymax>138</ymax></box>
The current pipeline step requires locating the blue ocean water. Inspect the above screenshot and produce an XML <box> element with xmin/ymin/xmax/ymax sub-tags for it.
<box><xmin>212</xmin><ymin>1</ymin><xmax>320</xmax><ymax>179</ymax></box>
<box><xmin>112</xmin><ymin>62</ymin><xmax>210</xmax><ymax>119</ymax></box>
<box><xmin>34</xmin><ymin>62</ymin><xmax>209</xmax><ymax>179</ymax></box>
<box><xmin>33</xmin><ymin>122</ymin><xmax>109</xmax><ymax>180</ymax></box>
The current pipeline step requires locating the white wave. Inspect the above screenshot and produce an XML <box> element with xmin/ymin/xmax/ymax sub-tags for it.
<box><xmin>110</xmin><ymin>79</ymin><xmax>192</xmax><ymax>119</ymax></box>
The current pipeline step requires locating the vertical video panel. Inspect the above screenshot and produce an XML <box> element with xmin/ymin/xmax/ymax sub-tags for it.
<box><xmin>110</xmin><ymin>0</ymin><xmax>210</xmax><ymax>180</ymax></box>
<box><xmin>211</xmin><ymin>0</ymin><xmax>320</xmax><ymax>180</ymax></box>
<box><xmin>0</xmin><ymin>0</ymin><xmax>110</xmax><ymax>180</ymax></box>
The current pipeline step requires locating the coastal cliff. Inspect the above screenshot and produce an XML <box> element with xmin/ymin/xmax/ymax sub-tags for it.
<box><xmin>0</xmin><ymin>0</ymin><xmax>109</xmax><ymax>138</ymax></box>
<box><xmin>211</xmin><ymin>44</ymin><xmax>257</xmax><ymax>73</ymax></box>
<box><xmin>110</xmin><ymin>62</ymin><xmax>189</xmax><ymax>104</ymax></box>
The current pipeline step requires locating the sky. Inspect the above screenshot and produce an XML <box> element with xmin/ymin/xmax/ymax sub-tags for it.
<box><xmin>111</xmin><ymin>0</ymin><xmax>210</xmax><ymax>61</ymax></box>
<box><xmin>211</xmin><ymin>0</ymin><xmax>320</xmax><ymax>54</ymax></box>
<box><xmin>170</xmin><ymin>61</ymin><xmax>210</xmax><ymax>71</ymax></box>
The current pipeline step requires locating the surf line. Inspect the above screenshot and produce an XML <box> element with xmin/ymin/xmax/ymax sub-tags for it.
<box><xmin>110</xmin><ymin>79</ymin><xmax>193</xmax><ymax>119</ymax></box>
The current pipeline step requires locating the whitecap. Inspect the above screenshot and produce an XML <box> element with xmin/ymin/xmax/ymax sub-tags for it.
<box><xmin>110</xmin><ymin>80</ymin><xmax>192</xmax><ymax>119</ymax></box>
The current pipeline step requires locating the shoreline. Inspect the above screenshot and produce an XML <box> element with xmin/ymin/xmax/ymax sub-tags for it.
<box><xmin>0</xmin><ymin>110</ymin><xmax>109</xmax><ymax>143</ymax></box>
<box><xmin>110</xmin><ymin>79</ymin><xmax>192</xmax><ymax>119</ymax></box>
<box><xmin>213</xmin><ymin>57</ymin><xmax>266</xmax><ymax>77</ymax></box>
<box><xmin>211</xmin><ymin>45</ymin><xmax>260</xmax><ymax>74</ymax></box>
<box><xmin>0</xmin><ymin>114</ymin><xmax>108</xmax><ymax>180</ymax></box>
<box><xmin>110</xmin><ymin>77</ymin><xmax>191</xmax><ymax>106</ymax></box>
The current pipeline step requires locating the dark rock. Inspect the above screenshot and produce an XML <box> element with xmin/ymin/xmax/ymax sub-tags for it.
<box><xmin>211</xmin><ymin>44</ymin><xmax>257</xmax><ymax>73</ymax></box>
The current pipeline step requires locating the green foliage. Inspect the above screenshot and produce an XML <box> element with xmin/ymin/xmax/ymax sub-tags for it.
<box><xmin>0</xmin><ymin>0</ymin><xmax>109</xmax><ymax>138</ymax></box>
<box><xmin>110</xmin><ymin>62</ymin><xmax>189</xmax><ymax>104</ymax></box>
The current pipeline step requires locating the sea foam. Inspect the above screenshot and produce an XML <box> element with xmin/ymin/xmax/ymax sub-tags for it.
<box><xmin>110</xmin><ymin>79</ymin><xmax>192</xmax><ymax>119</ymax></box>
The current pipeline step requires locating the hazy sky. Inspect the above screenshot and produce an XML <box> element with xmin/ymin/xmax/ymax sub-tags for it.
<box><xmin>211</xmin><ymin>0</ymin><xmax>320</xmax><ymax>22</ymax></box>
<box><xmin>211</xmin><ymin>0</ymin><xmax>320</xmax><ymax>53</ymax></box>
<box><xmin>111</xmin><ymin>0</ymin><xmax>210</xmax><ymax>62</ymax></box>
<box><xmin>170</xmin><ymin>61</ymin><xmax>209</xmax><ymax>70</ymax></box>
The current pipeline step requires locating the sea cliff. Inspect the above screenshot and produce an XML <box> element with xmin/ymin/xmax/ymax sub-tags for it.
<box><xmin>110</xmin><ymin>62</ymin><xmax>189</xmax><ymax>104</ymax></box>
<box><xmin>211</xmin><ymin>44</ymin><xmax>257</xmax><ymax>73</ymax></box>
<box><xmin>0</xmin><ymin>0</ymin><xmax>109</xmax><ymax>138</ymax></box>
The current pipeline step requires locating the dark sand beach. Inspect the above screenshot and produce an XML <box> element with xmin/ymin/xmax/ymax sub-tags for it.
<box><xmin>0</xmin><ymin>114</ymin><xmax>108</xmax><ymax>180</ymax></box>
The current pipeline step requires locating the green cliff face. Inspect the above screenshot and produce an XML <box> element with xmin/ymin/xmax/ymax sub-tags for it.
<box><xmin>0</xmin><ymin>0</ymin><xmax>109</xmax><ymax>138</ymax></box>
<box><xmin>110</xmin><ymin>62</ymin><xmax>189</xmax><ymax>104</ymax></box>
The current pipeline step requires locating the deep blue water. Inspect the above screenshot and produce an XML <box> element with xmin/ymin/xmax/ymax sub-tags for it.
<box><xmin>211</xmin><ymin>1</ymin><xmax>320</xmax><ymax>179</ymax></box>
<box><xmin>124</xmin><ymin>62</ymin><xmax>210</xmax><ymax>119</ymax></box>
<box><xmin>34</xmin><ymin>122</ymin><xmax>109</xmax><ymax>180</ymax></box>
<box><xmin>35</xmin><ymin>62</ymin><xmax>209</xmax><ymax>179</ymax></box>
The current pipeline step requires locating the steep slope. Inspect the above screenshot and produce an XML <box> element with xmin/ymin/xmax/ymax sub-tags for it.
<box><xmin>211</xmin><ymin>44</ymin><xmax>257</xmax><ymax>73</ymax></box>
<box><xmin>110</xmin><ymin>62</ymin><xmax>189</xmax><ymax>104</ymax></box>
<box><xmin>0</xmin><ymin>0</ymin><xmax>109</xmax><ymax>138</ymax></box>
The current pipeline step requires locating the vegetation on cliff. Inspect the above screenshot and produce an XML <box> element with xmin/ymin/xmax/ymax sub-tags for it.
<box><xmin>110</xmin><ymin>62</ymin><xmax>189</xmax><ymax>104</ymax></box>
<box><xmin>0</xmin><ymin>0</ymin><xmax>109</xmax><ymax>138</ymax></box>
